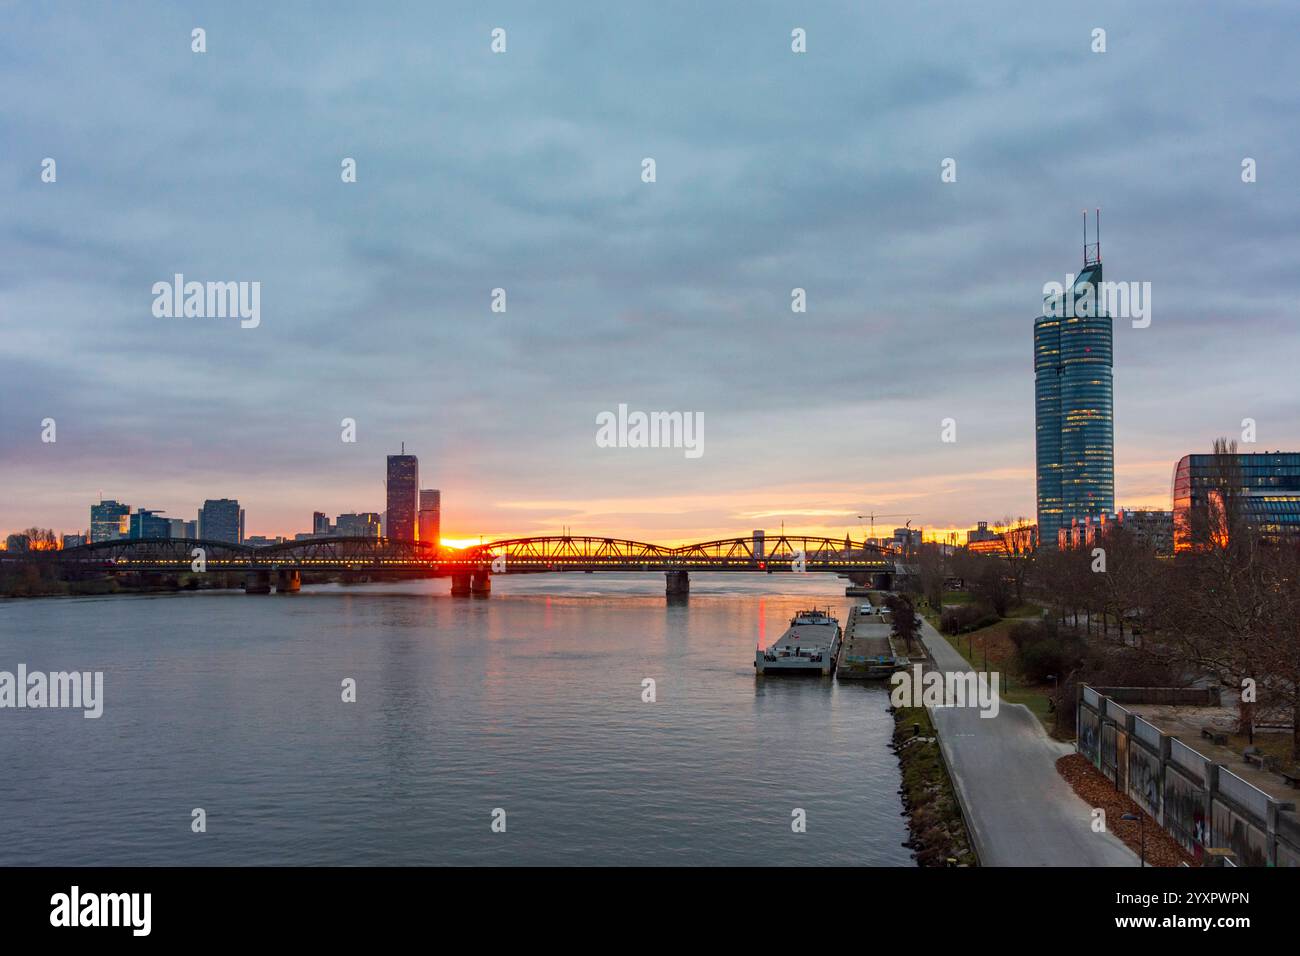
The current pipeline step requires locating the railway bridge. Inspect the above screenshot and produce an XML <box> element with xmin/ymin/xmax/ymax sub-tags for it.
<box><xmin>18</xmin><ymin>534</ymin><xmax>898</xmax><ymax>596</ymax></box>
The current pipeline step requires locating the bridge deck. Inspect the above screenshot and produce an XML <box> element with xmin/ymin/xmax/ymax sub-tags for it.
<box><xmin>16</xmin><ymin>534</ymin><xmax>898</xmax><ymax>576</ymax></box>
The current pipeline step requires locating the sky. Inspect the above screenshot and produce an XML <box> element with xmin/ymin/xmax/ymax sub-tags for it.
<box><xmin>3</xmin><ymin>1</ymin><xmax>1298</xmax><ymax>546</ymax></box>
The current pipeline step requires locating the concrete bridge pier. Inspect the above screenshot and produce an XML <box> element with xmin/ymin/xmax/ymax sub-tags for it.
<box><xmin>450</xmin><ymin>574</ymin><xmax>472</xmax><ymax>596</ymax></box>
<box><xmin>244</xmin><ymin>570</ymin><xmax>272</xmax><ymax>594</ymax></box>
<box><xmin>665</xmin><ymin>570</ymin><xmax>690</xmax><ymax>597</ymax></box>
<box><xmin>275</xmin><ymin>569</ymin><xmax>301</xmax><ymax>593</ymax></box>
<box><xmin>470</xmin><ymin>572</ymin><xmax>492</xmax><ymax>596</ymax></box>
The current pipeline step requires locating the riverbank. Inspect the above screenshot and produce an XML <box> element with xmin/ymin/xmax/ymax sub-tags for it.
<box><xmin>891</xmin><ymin>704</ymin><xmax>977</xmax><ymax>866</ymax></box>
<box><xmin>0</xmin><ymin>571</ymin><xmax>354</xmax><ymax>599</ymax></box>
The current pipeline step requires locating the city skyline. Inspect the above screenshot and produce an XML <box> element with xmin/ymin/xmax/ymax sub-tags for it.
<box><xmin>4</xmin><ymin>0</ymin><xmax>1299</xmax><ymax>894</ymax></box>
<box><xmin>4</xmin><ymin>4</ymin><xmax>1299</xmax><ymax>546</ymax></box>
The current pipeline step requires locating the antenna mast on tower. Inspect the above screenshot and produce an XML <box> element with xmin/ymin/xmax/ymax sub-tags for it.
<box><xmin>1083</xmin><ymin>208</ymin><xmax>1101</xmax><ymax>267</ymax></box>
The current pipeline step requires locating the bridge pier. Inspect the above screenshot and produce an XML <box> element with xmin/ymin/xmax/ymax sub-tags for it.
<box><xmin>665</xmin><ymin>570</ymin><xmax>690</xmax><ymax>597</ymax></box>
<box><xmin>450</xmin><ymin>574</ymin><xmax>472</xmax><ymax>596</ymax></box>
<box><xmin>470</xmin><ymin>572</ymin><xmax>492</xmax><ymax>596</ymax></box>
<box><xmin>244</xmin><ymin>570</ymin><xmax>272</xmax><ymax>594</ymax></box>
<box><xmin>275</xmin><ymin>569</ymin><xmax>301</xmax><ymax>593</ymax></box>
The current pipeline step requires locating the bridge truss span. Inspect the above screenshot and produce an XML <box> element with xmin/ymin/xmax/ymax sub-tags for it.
<box><xmin>26</xmin><ymin>533</ymin><xmax>896</xmax><ymax>578</ymax></box>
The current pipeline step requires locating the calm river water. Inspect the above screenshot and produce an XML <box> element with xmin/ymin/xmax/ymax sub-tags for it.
<box><xmin>0</xmin><ymin>573</ymin><xmax>910</xmax><ymax>865</ymax></box>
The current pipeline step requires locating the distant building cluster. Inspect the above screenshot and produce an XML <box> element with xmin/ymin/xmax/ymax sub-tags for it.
<box><xmin>1057</xmin><ymin>509</ymin><xmax>1173</xmax><ymax>554</ymax></box>
<box><xmin>49</xmin><ymin>446</ymin><xmax>442</xmax><ymax>550</ymax></box>
<box><xmin>84</xmin><ymin>497</ymin><xmax>240</xmax><ymax>545</ymax></box>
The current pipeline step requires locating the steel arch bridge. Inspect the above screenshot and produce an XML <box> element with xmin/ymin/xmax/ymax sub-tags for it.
<box><xmin>27</xmin><ymin>534</ymin><xmax>896</xmax><ymax>576</ymax></box>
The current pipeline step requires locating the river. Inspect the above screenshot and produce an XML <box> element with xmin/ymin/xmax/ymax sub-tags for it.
<box><xmin>0</xmin><ymin>573</ymin><xmax>910</xmax><ymax>865</ymax></box>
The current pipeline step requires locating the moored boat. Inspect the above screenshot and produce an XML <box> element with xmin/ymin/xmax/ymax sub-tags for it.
<box><xmin>755</xmin><ymin>609</ymin><xmax>842</xmax><ymax>675</ymax></box>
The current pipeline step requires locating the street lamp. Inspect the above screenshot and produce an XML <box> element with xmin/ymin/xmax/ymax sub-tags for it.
<box><xmin>1121</xmin><ymin>812</ymin><xmax>1146</xmax><ymax>867</ymax></box>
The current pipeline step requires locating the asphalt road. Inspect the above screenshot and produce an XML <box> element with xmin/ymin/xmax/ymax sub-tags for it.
<box><xmin>917</xmin><ymin>616</ymin><xmax>1138</xmax><ymax>867</ymax></box>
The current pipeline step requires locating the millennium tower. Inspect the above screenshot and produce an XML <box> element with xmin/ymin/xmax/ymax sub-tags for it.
<box><xmin>1034</xmin><ymin>212</ymin><xmax>1115</xmax><ymax>549</ymax></box>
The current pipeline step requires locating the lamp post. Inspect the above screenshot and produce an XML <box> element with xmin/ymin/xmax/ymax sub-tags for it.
<box><xmin>1122</xmin><ymin>812</ymin><xmax>1146</xmax><ymax>867</ymax></box>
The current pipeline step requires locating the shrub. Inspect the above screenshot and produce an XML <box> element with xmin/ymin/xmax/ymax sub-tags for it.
<box><xmin>1017</xmin><ymin>639</ymin><xmax>1069</xmax><ymax>684</ymax></box>
<box><xmin>941</xmin><ymin>603</ymin><xmax>997</xmax><ymax>635</ymax></box>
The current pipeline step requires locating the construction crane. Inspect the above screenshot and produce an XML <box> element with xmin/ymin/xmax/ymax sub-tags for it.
<box><xmin>857</xmin><ymin>512</ymin><xmax>919</xmax><ymax>540</ymax></box>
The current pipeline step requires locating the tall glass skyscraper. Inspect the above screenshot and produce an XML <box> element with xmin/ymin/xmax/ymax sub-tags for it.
<box><xmin>386</xmin><ymin>450</ymin><xmax>419</xmax><ymax>542</ymax></box>
<box><xmin>1035</xmin><ymin>256</ymin><xmax>1114</xmax><ymax>549</ymax></box>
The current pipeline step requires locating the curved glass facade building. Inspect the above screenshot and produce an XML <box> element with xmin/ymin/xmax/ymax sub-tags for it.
<box><xmin>1035</xmin><ymin>261</ymin><xmax>1114</xmax><ymax>549</ymax></box>
<box><xmin>1172</xmin><ymin>451</ymin><xmax>1300</xmax><ymax>551</ymax></box>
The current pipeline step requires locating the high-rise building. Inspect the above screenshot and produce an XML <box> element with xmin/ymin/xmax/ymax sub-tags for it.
<box><xmin>129</xmin><ymin>509</ymin><xmax>170</xmax><ymax>539</ymax></box>
<box><xmin>1034</xmin><ymin>225</ymin><xmax>1114</xmax><ymax>550</ymax></box>
<box><xmin>201</xmin><ymin>499</ymin><xmax>242</xmax><ymax>544</ymax></box>
<box><xmin>90</xmin><ymin>500</ymin><xmax>130</xmax><ymax>543</ymax></box>
<box><xmin>61</xmin><ymin>534</ymin><xmax>85</xmax><ymax>549</ymax></box>
<box><xmin>312</xmin><ymin>511</ymin><xmax>331</xmax><ymax>536</ymax></box>
<box><xmin>418</xmin><ymin>489</ymin><xmax>441</xmax><ymax>550</ymax></box>
<box><xmin>893</xmin><ymin>527</ymin><xmax>922</xmax><ymax>554</ymax></box>
<box><xmin>1172</xmin><ymin>451</ymin><xmax>1300</xmax><ymax>551</ymax></box>
<box><xmin>335</xmin><ymin>512</ymin><xmax>381</xmax><ymax>538</ymax></box>
<box><xmin>386</xmin><ymin>448</ymin><xmax>419</xmax><ymax>542</ymax></box>
<box><xmin>752</xmin><ymin>529</ymin><xmax>765</xmax><ymax>558</ymax></box>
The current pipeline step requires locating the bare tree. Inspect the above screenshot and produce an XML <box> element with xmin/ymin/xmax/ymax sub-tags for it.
<box><xmin>996</xmin><ymin>515</ymin><xmax>1035</xmax><ymax>607</ymax></box>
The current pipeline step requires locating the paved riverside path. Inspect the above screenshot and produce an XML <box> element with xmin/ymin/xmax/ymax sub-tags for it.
<box><xmin>916</xmin><ymin>616</ymin><xmax>1138</xmax><ymax>867</ymax></box>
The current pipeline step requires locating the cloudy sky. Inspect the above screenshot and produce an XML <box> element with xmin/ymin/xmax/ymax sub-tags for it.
<box><xmin>3</xmin><ymin>2</ymin><xmax>1298</xmax><ymax>545</ymax></box>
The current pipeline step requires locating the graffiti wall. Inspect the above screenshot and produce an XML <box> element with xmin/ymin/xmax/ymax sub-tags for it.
<box><xmin>1127</xmin><ymin>740</ymin><xmax>1160</xmax><ymax>820</ymax></box>
<box><xmin>1277</xmin><ymin>840</ymin><xmax>1300</xmax><ymax>868</ymax></box>
<box><xmin>1163</xmin><ymin>765</ymin><xmax>1206</xmax><ymax>860</ymax></box>
<box><xmin>1211</xmin><ymin>799</ymin><xmax>1269</xmax><ymax>868</ymax></box>
<box><xmin>1076</xmin><ymin>686</ymin><xmax>1299</xmax><ymax>866</ymax></box>
<box><xmin>1079</xmin><ymin>704</ymin><xmax>1100</xmax><ymax>767</ymax></box>
<box><xmin>1101</xmin><ymin>722</ymin><xmax>1117</xmax><ymax>782</ymax></box>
